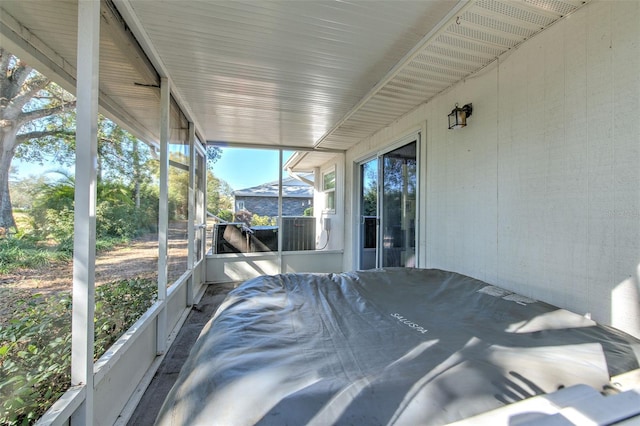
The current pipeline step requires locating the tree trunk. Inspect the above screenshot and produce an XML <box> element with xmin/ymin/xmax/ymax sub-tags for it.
<box><xmin>0</xmin><ymin>128</ymin><xmax>18</xmax><ymax>230</ymax></box>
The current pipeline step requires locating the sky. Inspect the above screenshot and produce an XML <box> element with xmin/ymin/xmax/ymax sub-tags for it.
<box><xmin>11</xmin><ymin>147</ymin><xmax>294</xmax><ymax>191</ymax></box>
<box><xmin>210</xmin><ymin>147</ymin><xmax>294</xmax><ymax>191</ymax></box>
<box><xmin>11</xmin><ymin>158</ymin><xmax>71</xmax><ymax>181</ymax></box>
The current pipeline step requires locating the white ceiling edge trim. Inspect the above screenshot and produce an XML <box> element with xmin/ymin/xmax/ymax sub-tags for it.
<box><xmin>112</xmin><ymin>0</ymin><xmax>207</xmax><ymax>145</ymax></box>
<box><xmin>312</xmin><ymin>0</ymin><xmax>473</xmax><ymax>149</ymax></box>
<box><xmin>284</xmin><ymin>151</ymin><xmax>309</xmax><ymax>171</ymax></box>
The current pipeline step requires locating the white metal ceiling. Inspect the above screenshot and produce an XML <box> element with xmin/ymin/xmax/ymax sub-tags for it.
<box><xmin>0</xmin><ymin>0</ymin><xmax>589</xmax><ymax>164</ymax></box>
<box><xmin>120</xmin><ymin>0</ymin><xmax>459</xmax><ymax>149</ymax></box>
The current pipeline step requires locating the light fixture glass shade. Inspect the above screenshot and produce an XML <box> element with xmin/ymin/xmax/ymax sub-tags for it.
<box><xmin>448</xmin><ymin>103</ymin><xmax>472</xmax><ymax>129</ymax></box>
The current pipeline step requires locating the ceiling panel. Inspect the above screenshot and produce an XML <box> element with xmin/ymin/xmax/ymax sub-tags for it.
<box><xmin>125</xmin><ymin>0</ymin><xmax>459</xmax><ymax>148</ymax></box>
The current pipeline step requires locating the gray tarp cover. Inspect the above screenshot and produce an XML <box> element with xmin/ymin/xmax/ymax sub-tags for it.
<box><xmin>156</xmin><ymin>268</ymin><xmax>640</xmax><ymax>425</ymax></box>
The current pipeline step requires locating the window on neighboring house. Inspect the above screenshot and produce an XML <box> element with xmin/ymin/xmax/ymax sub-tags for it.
<box><xmin>236</xmin><ymin>200</ymin><xmax>245</xmax><ymax>211</ymax></box>
<box><xmin>323</xmin><ymin>169</ymin><xmax>335</xmax><ymax>212</ymax></box>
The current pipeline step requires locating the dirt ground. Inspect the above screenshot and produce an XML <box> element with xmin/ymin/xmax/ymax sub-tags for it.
<box><xmin>0</xmin><ymin>231</ymin><xmax>191</xmax><ymax>322</ymax></box>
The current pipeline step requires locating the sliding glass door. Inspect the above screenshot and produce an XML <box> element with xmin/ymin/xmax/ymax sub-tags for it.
<box><xmin>358</xmin><ymin>139</ymin><xmax>417</xmax><ymax>269</ymax></box>
<box><xmin>380</xmin><ymin>141</ymin><xmax>417</xmax><ymax>267</ymax></box>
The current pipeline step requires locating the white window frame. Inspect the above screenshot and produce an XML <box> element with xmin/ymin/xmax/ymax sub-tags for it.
<box><xmin>322</xmin><ymin>168</ymin><xmax>336</xmax><ymax>213</ymax></box>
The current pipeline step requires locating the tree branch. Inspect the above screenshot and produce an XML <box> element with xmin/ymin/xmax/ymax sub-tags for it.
<box><xmin>9</xmin><ymin>77</ymin><xmax>51</xmax><ymax>112</ymax></box>
<box><xmin>16</xmin><ymin>100</ymin><xmax>77</xmax><ymax>126</ymax></box>
<box><xmin>11</xmin><ymin>61</ymin><xmax>36</xmax><ymax>91</ymax></box>
<box><xmin>0</xmin><ymin>48</ymin><xmax>11</xmax><ymax>78</ymax></box>
<box><xmin>16</xmin><ymin>129</ymin><xmax>75</xmax><ymax>144</ymax></box>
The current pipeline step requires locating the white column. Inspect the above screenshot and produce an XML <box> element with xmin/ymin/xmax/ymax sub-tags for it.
<box><xmin>187</xmin><ymin>122</ymin><xmax>195</xmax><ymax>305</ymax></box>
<box><xmin>157</xmin><ymin>77</ymin><xmax>169</xmax><ymax>354</ymax></box>
<box><xmin>277</xmin><ymin>150</ymin><xmax>283</xmax><ymax>272</ymax></box>
<box><xmin>71</xmin><ymin>1</ymin><xmax>100</xmax><ymax>424</ymax></box>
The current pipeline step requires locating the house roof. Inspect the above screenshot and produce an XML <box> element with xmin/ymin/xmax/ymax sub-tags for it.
<box><xmin>234</xmin><ymin>174</ymin><xmax>313</xmax><ymax>199</ymax></box>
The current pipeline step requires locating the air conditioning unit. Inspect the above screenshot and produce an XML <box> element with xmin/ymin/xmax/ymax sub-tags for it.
<box><xmin>214</xmin><ymin>218</ymin><xmax>315</xmax><ymax>253</ymax></box>
<box><xmin>250</xmin><ymin>226</ymin><xmax>278</xmax><ymax>252</ymax></box>
<box><xmin>281</xmin><ymin>216</ymin><xmax>316</xmax><ymax>251</ymax></box>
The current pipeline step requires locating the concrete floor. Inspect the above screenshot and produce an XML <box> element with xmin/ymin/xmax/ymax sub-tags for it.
<box><xmin>127</xmin><ymin>282</ymin><xmax>236</xmax><ymax>426</ymax></box>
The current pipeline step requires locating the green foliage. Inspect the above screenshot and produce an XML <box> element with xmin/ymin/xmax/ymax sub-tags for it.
<box><xmin>28</xmin><ymin>177</ymin><xmax>159</xmax><ymax>251</ymax></box>
<box><xmin>303</xmin><ymin>207</ymin><xmax>313</xmax><ymax>217</ymax></box>
<box><xmin>0</xmin><ymin>294</ymin><xmax>71</xmax><ymax>426</ymax></box>
<box><xmin>217</xmin><ymin>209</ymin><xmax>233</xmax><ymax>222</ymax></box>
<box><xmin>167</xmin><ymin>153</ymin><xmax>189</xmax><ymax>221</ymax></box>
<box><xmin>8</xmin><ymin>177</ymin><xmax>48</xmax><ymax>211</ymax></box>
<box><xmin>0</xmin><ymin>234</ymin><xmax>70</xmax><ymax>274</ymax></box>
<box><xmin>15</xmin><ymin>115</ymin><xmax>154</xmax><ymax>187</ymax></box>
<box><xmin>13</xmin><ymin>80</ymin><xmax>76</xmax><ymax>168</ymax></box>
<box><xmin>27</xmin><ymin>173</ymin><xmax>75</xmax><ymax>251</ymax></box>
<box><xmin>206</xmin><ymin>171</ymin><xmax>233</xmax><ymax>215</ymax></box>
<box><xmin>94</xmin><ymin>236</ymin><xmax>129</xmax><ymax>253</ymax></box>
<box><xmin>206</xmin><ymin>145</ymin><xmax>222</xmax><ymax>168</ymax></box>
<box><xmin>251</xmin><ymin>214</ymin><xmax>276</xmax><ymax>226</ymax></box>
<box><xmin>93</xmin><ymin>278</ymin><xmax>158</xmax><ymax>360</ymax></box>
<box><xmin>0</xmin><ymin>278</ymin><xmax>156</xmax><ymax>425</ymax></box>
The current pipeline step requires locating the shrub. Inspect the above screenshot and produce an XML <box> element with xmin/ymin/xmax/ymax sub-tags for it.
<box><xmin>96</xmin><ymin>201</ymin><xmax>138</xmax><ymax>239</ymax></box>
<box><xmin>0</xmin><ymin>294</ymin><xmax>72</xmax><ymax>425</ymax></box>
<box><xmin>0</xmin><ymin>235</ymin><xmax>70</xmax><ymax>274</ymax></box>
<box><xmin>28</xmin><ymin>179</ymin><xmax>160</xmax><ymax>251</ymax></box>
<box><xmin>0</xmin><ymin>278</ymin><xmax>156</xmax><ymax>425</ymax></box>
<box><xmin>216</xmin><ymin>209</ymin><xmax>233</xmax><ymax>223</ymax></box>
<box><xmin>251</xmin><ymin>214</ymin><xmax>276</xmax><ymax>226</ymax></box>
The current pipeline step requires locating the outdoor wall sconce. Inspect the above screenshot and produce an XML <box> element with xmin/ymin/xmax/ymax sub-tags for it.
<box><xmin>448</xmin><ymin>103</ymin><xmax>473</xmax><ymax>129</ymax></box>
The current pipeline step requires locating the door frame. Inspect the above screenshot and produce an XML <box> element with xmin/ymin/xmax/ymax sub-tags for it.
<box><xmin>354</xmin><ymin>131</ymin><xmax>421</xmax><ymax>269</ymax></box>
<box><xmin>357</xmin><ymin>156</ymin><xmax>379</xmax><ymax>270</ymax></box>
<box><xmin>191</xmin><ymin>140</ymin><xmax>207</xmax><ymax>293</ymax></box>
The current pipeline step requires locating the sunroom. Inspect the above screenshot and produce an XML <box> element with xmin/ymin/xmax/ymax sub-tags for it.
<box><xmin>0</xmin><ymin>0</ymin><xmax>639</xmax><ymax>424</ymax></box>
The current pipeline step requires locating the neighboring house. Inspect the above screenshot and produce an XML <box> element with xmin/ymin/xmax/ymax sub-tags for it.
<box><xmin>233</xmin><ymin>174</ymin><xmax>313</xmax><ymax>217</ymax></box>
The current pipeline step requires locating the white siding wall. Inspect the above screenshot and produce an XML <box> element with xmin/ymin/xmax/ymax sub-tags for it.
<box><xmin>344</xmin><ymin>0</ymin><xmax>640</xmax><ymax>338</ymax></box>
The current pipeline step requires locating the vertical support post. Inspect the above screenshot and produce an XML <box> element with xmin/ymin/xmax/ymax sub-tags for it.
<box><xmin>157</xmin><ymin>77</ymin><xmax>170</xmax><ymax>355</ymax></box>
<box><xmin>377</xmin><ymin>159</ymin><xmax>383</xmax><ymax>268</ymax></box>
<box><xmin>187</xmin><ymin>122</ymin><xmax>195</xmax><ymax>305</ymax></box>
<box><xmin>277</xmin><ymin>150</ymin><xmax>283</xmax><ymax>272</ymax></box>
<box><xmin>71</xmin><ymin>1</ymin><xmax>99</xmax><ymax>424</ymax></box>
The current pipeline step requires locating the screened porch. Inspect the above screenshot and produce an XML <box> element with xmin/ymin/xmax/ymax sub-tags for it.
<box><xmin>0</xmin><ymin>0</ymin><xmax>639</xmax><ymax>424</ymax></box>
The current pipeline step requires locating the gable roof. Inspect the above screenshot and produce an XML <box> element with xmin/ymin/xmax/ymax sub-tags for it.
<box><xmin>234</xmin><ymin>174</ymin><xmax>313</xmax><ymax>198</ymax></box>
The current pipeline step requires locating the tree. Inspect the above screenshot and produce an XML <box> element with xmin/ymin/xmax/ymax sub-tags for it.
<box><xmin>206</xmin><ymin>145</ymin><xmax>221</xmax><ymax>168</ymax></box>
<box><xmin>207</xmin><ymin>171</ymin><xmax>233</xmax><ymax>215</ymax></box>
<box><xmin>0</xmin><ymin>48</ymin><xmax>76</xmax><ymax>230</ymax></box>
<box><xmin>363</xmin><ymin>164</ymin><xmax>378</xmax><ymax>216</ymax></box>
<box><xmin>8</xmin><ymin>174</ymin><xmax>48</xmax><ymax>211</ymax></box>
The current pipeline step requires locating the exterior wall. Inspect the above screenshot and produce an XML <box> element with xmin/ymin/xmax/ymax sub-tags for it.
<box><xmin>344</xmin><ymin>0</ymin><xmax>640</xmax><ymax>338</ymax></box>
<box><xmin>206</xmin><ymin>251</ymin><xmax>344</xmax><ymax>282</ymax></box>
<box><xmin>236</xmin><ymin>196</ymin><xmax>312</xmax><ymax>217</ymax></box>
